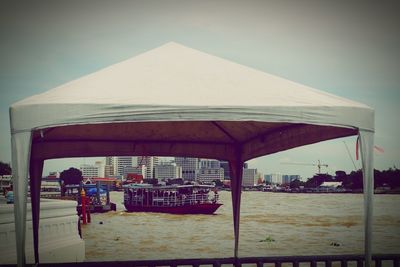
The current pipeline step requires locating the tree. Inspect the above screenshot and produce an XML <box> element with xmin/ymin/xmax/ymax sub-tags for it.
<box><xmin>0</xmin><ymin>161</ymin><xmax>12</xmax><ymax>175</ymax></box>
<box><xmin>60</xmin><ymin>167</ymin><xmax>83</xmax><ymax>185</ymax></box>
<box><xmin>305</xmin><ymin>173</ymin><xmax>333</xmax><ymax>188</ymax></box>
<box><xmin>289</xmin><ymin>179</ymin><xmax>304</xmax><ymax>189</ymax></box>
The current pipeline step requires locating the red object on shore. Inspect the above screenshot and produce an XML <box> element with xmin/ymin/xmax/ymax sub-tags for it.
<box><xmin>81</xmin><ymin>189</ymin><xmax>86</xmax><ymax>225</ymax></box>
<box><xmin>85</xmin><ymin>196</ymin><xmax>91</xmax><ymax>223</ymax></box>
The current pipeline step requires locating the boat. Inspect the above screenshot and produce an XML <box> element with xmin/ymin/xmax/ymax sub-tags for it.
<box><xmin>63</xmin><ymin>183</ymin><xmax>117</xmax><ymax>214</ymax></box>
<box><xmin>123</xmin><ymin>184</ymin><xmax>222</xmax><ymax>214</ymax></box>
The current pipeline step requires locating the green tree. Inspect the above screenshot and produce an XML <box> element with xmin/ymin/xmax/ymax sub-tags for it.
<box><xmin>289</xmin><ymin>179</ymin><xmax>304</xmax><ymax>189</ymax></box>
<box><xmin>305</xmin><ymin>173</ymin><xmax>333</xmax><ymax>188</ymax></box>
<box><xmin>0</xmin><ymin>161</ymin><xmax>12</xmax><ymax>175</ymax></box>
<box><xmin>60</xmin><ymin>167</ymin><xmax>83</xmax><ymax>185</ymax></box>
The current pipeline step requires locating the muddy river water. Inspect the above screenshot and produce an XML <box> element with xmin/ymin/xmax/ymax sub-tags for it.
<box><xmin>82</xmin><ymin>191</ymin><xmax>400</xmax><ymax>261</ymax></box>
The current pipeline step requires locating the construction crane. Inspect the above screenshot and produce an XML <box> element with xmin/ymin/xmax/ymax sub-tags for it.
<box><xmin>281</xmin><ymin>160</ymin><xmax>329</xmax><ymax>174</ymax></box>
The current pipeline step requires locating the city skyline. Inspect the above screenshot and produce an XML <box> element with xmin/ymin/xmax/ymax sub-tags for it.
<box><xmin>1</xmin><ymin>1</ymin><xmax>399</xmax><ymax>180</ymax></box>
<box><xmin>48</xmin><ymin>156</ymin><xmax>330</xmax><ymax>182</ymax></box>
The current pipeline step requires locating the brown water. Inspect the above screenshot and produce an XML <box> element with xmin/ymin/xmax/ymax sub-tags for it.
<box><xmin>81</xmin><ymin>191</ymin><xmax>400</xmax><ymax>261</ymax></box>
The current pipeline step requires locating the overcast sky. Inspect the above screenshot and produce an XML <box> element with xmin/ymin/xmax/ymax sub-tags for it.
<box><xmin>1</xmin><ymin>1</ymin><xmax>399</xmax><ymax>179</ymax></box>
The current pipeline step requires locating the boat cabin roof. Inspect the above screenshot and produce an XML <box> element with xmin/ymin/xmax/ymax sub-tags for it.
<box><xmin>123</xmin><ymin>183</ymin><xmax>215</xmax><ymax>191</ymax></box>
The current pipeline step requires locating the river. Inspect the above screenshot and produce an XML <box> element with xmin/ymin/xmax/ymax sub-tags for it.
<box><xmin>81</xmin><ymin>191</ymin><xmax>400</xmax><ymax>261</ymax></box>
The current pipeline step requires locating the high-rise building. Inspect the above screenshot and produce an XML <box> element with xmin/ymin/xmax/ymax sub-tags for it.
<box><xmin>220</xmin><ymin>161</ymin><xmax>230</xmax><ymax>180</ymax></box>
<box><xmin>242</xmin><ymin>168</ymin><xmax>257</xmax><ymax>187</ymax></box>
<box><xmin>175</xmin><ymin>157</ymin><xmax>199</xmax><ymax>181</ymax></box>
<box><xmin>104</xmin><ymin>157</ymin><xmax>116</xmax><ymax>177</ymax></box>
<box><xmin>105</xmin><ymin>156</ymin><xmax>137</xmax><ymax>177</ymax></box>
<box><xmin>154</xmin><ymin>162</ymin><xmax>182</xmax><ymax>181</ymax></box>
<box><xmin>80</xmin><ymin>161</ymin><xmax>104</xmax><ymax>178</ymax></box>
<box><xmin>197</xmin><ymin>167</ymin><xmax>224</xmax><ymax>184</ymax></box>
<box><xmin>199</xmin><ymin>159</ymin><xmax>220</xmax><ymax>169</ymax></box>
<box><xmin>116</xmin><ymin>157</ymin><xmax>134</xmax><ymax>176</ymax></box>
<box><xmin>137</xmin><ymin>156</ymin><xmax>159</xmax><ymax>179</ymax></box>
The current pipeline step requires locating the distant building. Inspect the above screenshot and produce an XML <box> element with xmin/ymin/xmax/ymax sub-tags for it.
<box><xmin>80</xmin><ymin>161</ymin><xmax>104</xmax><ymax>178</ymax></box>
<box><xmin>242</xmin><ymin>168</ymin><xmax>257</xmax><ymax>187</ymax></box>
<box><xmin>199</xmin><ymin>159</ymin><xmax>220</xmax><ymax>169</ymax></box>
<box><xmin>175</xmin><ymin>157</ymin><xmax>199</xmax><ymax>181</ymax></box>
<box><xmin>137</xmin><ymin>156</ymin><xmax>159</xmax><ymax>179</ymax></box>
<box><xmin>0</xmin><ymin>175</ymin><xmax>12</xmax><ymax>192</ymax></box>
<box><xmin>105</xmin><ymin>156</ymin><xmax>137</xmax><ymax>177</ymax></box>
<box><xmin>264</xmin><ymin>173</ymin><xmax>283</xmax><ymax>185</ymax></box>
<box><xmin>124</xmin><ymin>165</ymin><xmax>146</xmax><ymax>179</ymax></box>
<box><xmin>220</xmin><ymin>161</ymin><xmax>230</xmax><ymax>180</ymax></box>
<box><xmin>197</xmin><ymin>167</ymin><xmax>224</xmax><ymax>184</ymax></box>
<box><xmin>117</xmin><ymin>157</ymin><xmax>135</xmax><ymax>176</ymax></box>
<box><xmin>154</xmin><ymin>162</ymin><xmax>182</xmax><ymax>181</ymax></box>
<box><xmin>265</xmin><ymin>173</ymin><xmax>300</xmax><ymax>185</ymax></box>
<box><xmin>105</xmin><ymin>156</ymin><xmax>116</xmax><ymax>177</ymax></box>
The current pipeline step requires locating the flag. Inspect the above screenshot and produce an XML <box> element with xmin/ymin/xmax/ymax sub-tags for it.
<box><xmin>374</xmin><ymin>145</ymin><xmax>384</xmax><ymax>154</ymax></box>
<box><xmin>356</xmin><ymin>137</ymin><xmax>384</xmax><ymax>160</ymax></box>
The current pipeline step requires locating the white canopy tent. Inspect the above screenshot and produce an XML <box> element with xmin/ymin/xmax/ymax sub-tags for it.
<box><xmin>10</xmin><ymin>42</ymin><xmax>374</xmax><ymax>266</ymax></box>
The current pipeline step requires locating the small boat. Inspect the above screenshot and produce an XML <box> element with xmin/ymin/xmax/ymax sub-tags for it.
<box><xmin>123</xmin><ymin>184</ymin><xmax>222</xmax><ymax>214</ymax></box>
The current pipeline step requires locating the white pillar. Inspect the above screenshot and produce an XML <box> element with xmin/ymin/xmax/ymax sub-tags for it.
<box><xmin>11</xmin><ymin>131</ymin><xmax>32</xmax><ymax>267</ymax></box>
<box><xmin>359</xmin><ymin>130</ymin><xmax>374</xmax><ymax>267</ymax></box>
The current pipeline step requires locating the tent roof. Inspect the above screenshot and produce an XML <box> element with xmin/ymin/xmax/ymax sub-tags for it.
<box><xmin>10</xmin><ymin>42</ymin><xmax>374</xmax><ymax>135</ymax></box>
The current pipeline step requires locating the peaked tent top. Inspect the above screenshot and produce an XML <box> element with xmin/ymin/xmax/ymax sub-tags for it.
<box><xmin>10</xmin><ymin>42</ymin><xmax>376</xmax><ymax>267</ymax></box>
<box><xmin>11</xmin><ymin>42</ymin><xmax>373</xmax><ymax>133</ymax></box>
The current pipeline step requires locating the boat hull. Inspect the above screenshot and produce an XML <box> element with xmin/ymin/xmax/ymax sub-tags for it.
<box><xmin>124</xmin><ymin>203</ymin><xmax>222</xmax><ymax>214</ymax></box>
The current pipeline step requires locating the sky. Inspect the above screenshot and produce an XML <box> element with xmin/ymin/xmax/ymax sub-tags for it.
<box><xmin>0</xmin><ymin>1</ymin><xmax>399</xmax><ymax>180</ymax></box>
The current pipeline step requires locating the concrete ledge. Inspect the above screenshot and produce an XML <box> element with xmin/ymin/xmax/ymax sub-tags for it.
<box><xmin>0</xmin><ymin>199</ymin><xmax>85</xmax><ymax>264</ymax></box>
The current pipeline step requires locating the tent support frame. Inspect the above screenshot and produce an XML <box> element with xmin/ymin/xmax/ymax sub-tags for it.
<box><xmin>29</xmin><ymin>159</ymin><xmax>44</xmax><ymax>265</ymax></box>
<box><xmin>230</xmin><ymin>144</ymin><xmax>244</xmax><ymax>263</ymax></box>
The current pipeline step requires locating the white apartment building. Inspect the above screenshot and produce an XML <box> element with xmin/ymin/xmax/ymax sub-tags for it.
<box><xmin>197</xmin><ymin>167</ymin><xmax>224</xmax><ymax>184</ymax></box>
<box><xmin>105</xmin><ymin>156</ymin><xmax>137</xmax><ymax>177</ymax></box>
<box><xmin>80</xmin><ymin>161</ymin><xmax>104</xmax><ymax>178</ymax></box>
<box><xmin>154</xmin><ymin>163</ymin><xmax>182</xmax><ymax>181</ymax></box>
<box><xmin>264</xmin><ymin>173</ymin><xmax>284</xmax><ymax>185</ymax></box>
<box><xmin>105</xmin><ymin>156</ymin><xmax>116</xmax><ymax>177</ymax></box>
<box><xmin>242</xmin><ymin>168</ymin><xmax>258</xmax><ymax>187</ymax></box>
<box><xmin>175</xmin><ymin>157</ymin><xmax>199</xmax><ymax>181</ymax></box>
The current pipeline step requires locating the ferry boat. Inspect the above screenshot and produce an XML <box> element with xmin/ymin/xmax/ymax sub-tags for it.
<box><xmin>123</xmin><ymin>184</ymin><xmax>222</xmax><ymax>214</ymax></box>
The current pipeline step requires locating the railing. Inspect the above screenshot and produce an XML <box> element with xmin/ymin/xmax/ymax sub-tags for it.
<box><xmin>126</xmin><ymin>192</ymin><xmax>219</xmax><ymax>207</ymax></box>
<box><xmin>6</xmin><ymin>254</ymin><xmax>399</xmax><ymax>267</ymax></box>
